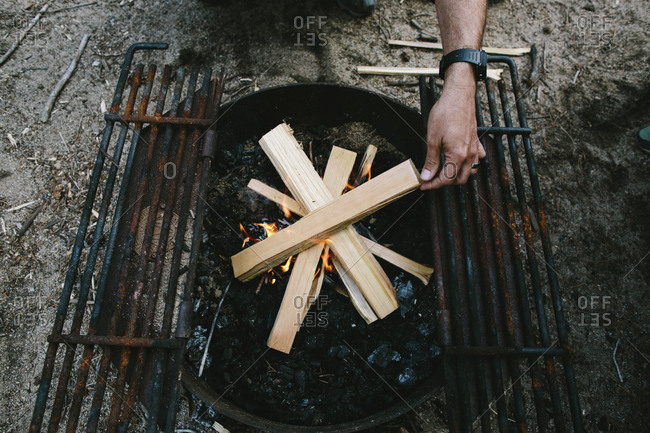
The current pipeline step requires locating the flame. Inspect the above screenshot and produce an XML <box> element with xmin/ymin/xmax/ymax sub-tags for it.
<box><xmin>281</xmin><ymin>197</ymin><xmax>292</xmax><ymax>218</ymax></box>
<box><xmin>254</xmin><ymin>222</ymin><xmax>279</xmax><ymax>239</ymax></box>
<box><xmin>361</xmin><ymin>164</ymin><xmax>372</xmax><ymax>182</ymax></box>
<box><xmin>321</xmin><ymin>248</ymin><xmax>334</xmax><ymax>272</ymax></box>
<box><xmin>270</xmin><ymin>277</ymin><xmax>277</xmax><ymax>285</ymax></box>
<box><xmin>239</xmin><ymin>222</ymin><xmax>257</xmax><ymax>248</ymax></box>
<box><xmin>280</xmin><ymin>256</ymin><xmax>292</xmax><ymax>273</ymax></box>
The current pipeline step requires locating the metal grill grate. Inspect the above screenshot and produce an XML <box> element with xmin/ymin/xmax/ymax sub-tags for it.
<box><xmin>30</xmin><ymin>43</ymin><xmax>225</xmax><ymax>433</ymax></box>
<box><xmin>420</xmin><ymin>57</ymin><xmax>584</xmax><ymax>433</ymax></box>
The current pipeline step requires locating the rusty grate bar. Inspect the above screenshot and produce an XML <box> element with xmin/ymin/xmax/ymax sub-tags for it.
<box><xmin>420</xmin><ymin>57</ymin><xmax>584</xmax><ymax>433</ymax></box>
<box><xmin>30</xmin><ymin>42</ymin><xmax>225</xmax><ymax>433</ymax></box>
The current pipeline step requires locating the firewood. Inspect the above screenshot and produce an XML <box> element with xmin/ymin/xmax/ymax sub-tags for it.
<box><xmin>322</xmin><ymin>147</ymin><xmax>378</xmax><ymax>323</ymax></box>
<box><xmin>247</xmin><ymin>179</ymin><xmax>303</xmax><ymax>216</ymax></box>
<box><xmin>233</xmin><ymin>124</ymin><xmax>420</xmax><ymax>316</ymax></box>
<box><xmin>356</xmin><ymin>66</ymin><xmax>503</xmax><ymax>81</ymax></box>
<box><xmin>267</xmin><ymin>243</ymin><xmax>325</xmax><ymax>353</ymax></box>
<box><xmin>301</xmin><ymin>245</ymin><xmax>328</xmax><ymax>321</ymax></box>
<box><xmin>387</xmin><ymin>39</ymin><xmax>531</xmax><ymax>56</ymax></box>
<box><xmin>361</xmin><ymin>237</ymin><xmax>433</xmax><ymax>285</ymax></box>
<box><xmin>354</xmin><ymin>145</ymin><xmax>377</xmax><ymax>186</ymax></box>
<box><xmin>246</xmin><ymin>179</ymin><xmax>433</xmax><ymax>286</ymax></box>
<box><xmin>268</xmin><ymin>146</ymin><xmax>358</xmax><ymax>352</ymax></box>
<box><xmin>322</xmin><ymin>146</ymin><xmax>356</xmax><ymax>197</ymax></box>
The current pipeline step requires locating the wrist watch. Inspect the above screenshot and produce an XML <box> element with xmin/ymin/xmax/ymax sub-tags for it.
<box><xmin>439</xmin><ymin>48</ymin><xmax>488</xmax><ymax>81</ymax></box>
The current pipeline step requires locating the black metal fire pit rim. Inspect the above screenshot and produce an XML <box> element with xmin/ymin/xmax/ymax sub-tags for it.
<box><xmin>192</xmin><ymin>81</ymin><xmax>442</xmax><ymax>432</ymax></box>
<box><xmin>215</xmin><ymin>82</ymin><xmax>426</xmax><ymax>167</ymax></box>
<box><xmin>180</xmin><ymin>361</ymin><xmax>442</xmax><ymax>433</ymax></box>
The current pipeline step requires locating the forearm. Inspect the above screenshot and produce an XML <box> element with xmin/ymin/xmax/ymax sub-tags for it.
<box><xmin>435</xmin><ymin>0</ymin><xmax>487</xmax><ymax>88</ymax></box>
<box><xmin>435</xmin><ymin>0</ymin><xmax>486</xmax><ymax>53</ymax></box>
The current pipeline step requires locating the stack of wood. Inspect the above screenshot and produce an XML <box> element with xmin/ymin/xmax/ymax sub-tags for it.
<box><xmin>230</xmin><ymin>123</ymin><xmax>434</xmax><ymax>353</ymax></box>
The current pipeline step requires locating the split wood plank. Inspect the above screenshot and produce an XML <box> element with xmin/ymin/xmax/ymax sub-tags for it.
<box><xmin>301</xmin><ymin>245</ymin><xmax>329</xmax><ymax>321</ymax></box>
<box><xmin>321</xmin><ymin>147</ymin><xmax>377</xmax><ymax>323</ymax></box>
<box><xmin>387</xmin><ymin>39</ymin><xmax>532</xmax><ymax>56</ymax></box>
<box><xmin>268</xmin><ymin>146</ymin><xmax>358</xmax><ymax>352</ymax></box>
<box><xmin>247</xmin><ymin>179</ymin><xmax>434</xmax><ymax>286</ymax></box>
<box><xmin>356</xmin><ymin>66</ymin><xmax>503</xmax><ymax>81</ymax></box>
<box><xmin>267</xmin><ymin>242</ymin><xmax>324</xmax><ymax>353</ymax></box>
<box><xmin>354</xmin><ymin>144</ymin><xmax>377</xmax><ymax>186</ymax></box>
<box><xmin>361</xmin><ymin>237</ymin><xmax>433</xmax><ymax>285</ymax></box>
<box><xmin>323</xmin><ymin>146</ymin><xmax>357</xmax><ymax>197</ymax></box>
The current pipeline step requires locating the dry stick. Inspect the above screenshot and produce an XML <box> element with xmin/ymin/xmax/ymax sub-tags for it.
<box><xmin>45</xmin><ymin>1</ymin><xmax>97</xmax><ymax>14</ymax></box>
<box><xmin>247</xmin><ymin>179</ymin><xmax>433</xmax><ymax>285</ymax></box>
<box><xmin>17</xmin><ymin>202</ymin><xmax>45</xmax><ymax>237</ymax></box>
<box><xmin>40</xmin><ymin>34</ymin><xmax>91</xmax><ymax>123</ymax></box>
<box><xmin>3</xmin><ymin>200</ymin><xmax>37</xmax><ymax>213</ymax></box>
<box><xmin>387</xmin><ymin>39</ymin><xmax>531</xmax><ymax>56</ymax></box>
<box><xmin>198</xmin><ymin>281</ymin><xmax>232</xmax><ymax>376</ymax></box>
<box><xmin>357</xmin><ymin>65</ymin><xmax>503</xmax><ymax>81</ymax></box>
<box><xmin>0</xmin><ymin>4</ymin><xmax>49</xmax><ymax>67</ymax></box>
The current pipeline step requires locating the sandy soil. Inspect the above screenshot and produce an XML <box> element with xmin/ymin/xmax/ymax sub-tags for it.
<box><xmin>0</xmin><ymin>0</ymin><xmax>648</xmax><ymax>432</ymax></box>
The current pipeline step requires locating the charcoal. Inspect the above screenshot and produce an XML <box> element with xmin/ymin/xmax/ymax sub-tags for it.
<box><xmin>417</xmin><ymin>320</ymin><xmax>434</xmax><ymax>337</ymax></box>
<box><xmin>295</xmin><ymin>370</ymin><xmax>306</xmax><ymax>393</ymax></box>
<box><xmin>397</xmin><ymin>367</ymin><xmax>418</xmax><ymax>389</ymax></box>
<box><xmin>327</xmin><ymin>344</ymin><xmax>351</xmax><ymax>359</ymax></box>
<box><xmin>394</xmin><ymin>273</ymin><xmax>416</xmax><ymax>318</ymax></box>
<box><xmin>367</xmin><ymin>343</ymin><xmax>401</xmax><ymax>368</ymax></box>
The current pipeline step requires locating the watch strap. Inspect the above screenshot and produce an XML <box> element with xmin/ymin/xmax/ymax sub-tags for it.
<box><xmin>439</xmin><ymin>48</ymin><xmax>488</xmax><ymax>81</ymax></box>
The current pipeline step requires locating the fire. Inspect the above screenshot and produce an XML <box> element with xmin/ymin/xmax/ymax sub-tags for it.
<box><xmin>361</xmin><ymin>164</ymin><xmax>372</xmax><ymax>182</ymax></box>
<box><xmin>280</xmin><ymin>256</ymin><xmax>292</xmax><ymax>273</ymax></box>
<box><xmin>254</xmin><ymin>222</ymin><xmax>279</xmax><ymax>239</ymax></box>
<box><xmin>281</xmin><ymin>197</ymin><xmax>292</xmax><ymax>218</ymax></box>
<box><xmin>239</xmin><ymin>222</ymin><xmax>257</xmax><ymax>248</ymax></box>
<box><xmin>321</xmin><ymin>248</ymin><xmax>334</xmax><ymax>272</ymax></box>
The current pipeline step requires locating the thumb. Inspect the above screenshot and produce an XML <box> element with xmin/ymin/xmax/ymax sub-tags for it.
<box><xmin>421</xmin><ymin>136</ymin><xmax>442</xmax><ymax>182</ymax></box>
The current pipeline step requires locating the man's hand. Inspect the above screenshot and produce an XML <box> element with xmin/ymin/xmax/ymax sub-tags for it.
<box><xmin>420</xmin><ymin>62</ymin><xmax>486</xmax><ymax>190</ymax></box>
<box><xmin>421</xmin><ymin>0</ymin><xmax>487</xmax><ymax>190</ymax></box>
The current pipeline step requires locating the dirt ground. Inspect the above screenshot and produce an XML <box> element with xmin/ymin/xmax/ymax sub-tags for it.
<box><xmin>0</xmin><ymin>0</ymin><xmax>648</xmax><ymax>432</ymax></box>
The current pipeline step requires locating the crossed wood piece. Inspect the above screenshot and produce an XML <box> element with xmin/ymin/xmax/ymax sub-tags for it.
<box><xmin>230</xmin><ymin>123</ymin><xmax>432</xmax><ymax>353</ymax></box>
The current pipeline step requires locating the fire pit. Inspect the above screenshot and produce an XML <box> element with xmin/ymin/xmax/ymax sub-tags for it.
<box><xmin>181</xmin><ymin>83</ymin><xmax>443</xmax><ymax>431</ymax></box>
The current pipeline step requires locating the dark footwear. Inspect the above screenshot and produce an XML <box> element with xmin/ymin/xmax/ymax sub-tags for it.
<box><xmin>637</xmin><ymin>126</ymin><xmax>650</xmax><ymax>154</ymax></box>
<box><xmin>337</xmin><ymin>0</ymin><xmax>376</xmax><ymax>17</ymax></box>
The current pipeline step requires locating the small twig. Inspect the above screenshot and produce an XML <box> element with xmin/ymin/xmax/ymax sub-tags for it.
<box><xmin>45</xmin><ymin>1</ymin><xmax>97</xmax><ymax>14</ymax></box>
<box><xmin>571</xmin><ymin>65</ymin><xmax>584</xmax><ymax>85</ymax></box>
<box><xmin>58</xmin><ymin>131</ymin><xmax>70</xmax><ymax>152</ymax></box>
<box><xmin>613</xmin><ymin>338</ymin><xmax>623</xmax><ymax>383</ymax></box>
<box><xmin>198</xmin><ymin>280</ymin><xmax>232</xmax><ymax>377</ymax></box>
<box><xmin>3</xmin><ymin>200</ymin><xmax>37</xmax><ymax>213</ymax></box>
<box><xmin>17</xmin><ymin>202</ymin><xmax>45</xmax><ymax>237</ymax></box>
<box><xmin>528</xmin><ymin>43</ymin><xmax>541</xmax><ymax>85</ymax></box>
<box><xmin>0</xmin><ymin>4</ymin><xmax>49</xmax><ymax>67</ymax></box>
<box><xmin>40</xmin><ymin>34</ymin><xmax>91</xmax><ymax>123</ymax></box>
<box><xmin>409</xmin><ymin>18</ymin><xmax>438</xmax><ymax>42</ymax></box>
